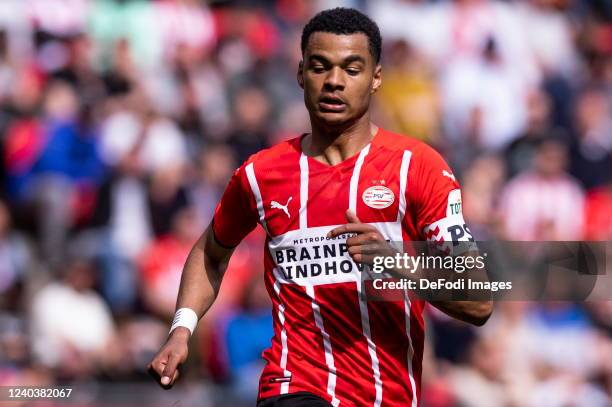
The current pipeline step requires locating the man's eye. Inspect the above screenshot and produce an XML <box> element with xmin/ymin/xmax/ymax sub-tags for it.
<box><xmin>312</xmin><ymin>66</ymin><xmax>325</xmax><ymax>73</ymax></box>
<box><xmin>346</xmin><ymin>68</ymin><xmax>360</xmax><ymax>76</ymax></box>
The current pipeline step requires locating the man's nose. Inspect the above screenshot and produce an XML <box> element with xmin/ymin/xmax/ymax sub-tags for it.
<box><xmin>324</xmin><ymin>67</ymin><xmax>345</xmax><ymax>90</ymax></box>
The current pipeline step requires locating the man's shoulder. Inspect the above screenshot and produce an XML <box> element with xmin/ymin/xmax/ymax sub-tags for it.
<box><xmin>376</xmin><ymin>128</ymin><xmax>442</xmax><ymax>159</ymax></box>
<box><xmin>242</xmin><ymin>136</ymin><xmax>301</xmax><ymax>169</ymax></box>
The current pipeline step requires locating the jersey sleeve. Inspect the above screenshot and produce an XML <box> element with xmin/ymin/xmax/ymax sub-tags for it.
<box><xmin>408</xmin><ymin>144</ymin><xmax>474</xmax><ymax>254</ymax></box>
<box><xmin>212</xmin><ymin>161</ymin><xmax>259</xmax><ymax>248</ymax></box>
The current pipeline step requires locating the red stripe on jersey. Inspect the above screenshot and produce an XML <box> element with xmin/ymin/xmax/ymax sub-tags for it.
<box><xmin>306</xmin><ymin>158</ymin><xmax>355</xmax><ymax>228</ymax></box>
<box><xmin>367</xmin><ymin>299</ymin><xmax>415</xmax><ymax>406</ymax></box>
<box><xmin>282</xmin><ymin>284</ymin><xmax>331</xmax><ymax>396</ymax></box>
<box><xmin>355</xmin><ymin>144</ymin><xmax>403</xmax><ymax>225</ymax></box>
<box><xmin>316</xmin><ymin>283</ymin><xmax>377</xmax><ymax>405</ymax></box>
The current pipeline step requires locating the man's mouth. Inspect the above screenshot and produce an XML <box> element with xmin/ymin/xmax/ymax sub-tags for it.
<box><xmin>318</xmin><ymin>95</ymin><xmax>346</xmax><ymax>112</ymax></box>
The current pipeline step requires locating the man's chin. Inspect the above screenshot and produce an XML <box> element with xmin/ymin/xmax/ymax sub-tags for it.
<box><xmin>315</xmin><ymin>111</ymin><xmax>353</xmax><ymax>128</ymax></box>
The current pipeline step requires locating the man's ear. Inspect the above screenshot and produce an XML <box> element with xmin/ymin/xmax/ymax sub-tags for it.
<box><xmin>297</xmin><ymin>60</ymin><xmax>304</xmax><ymax>89</ymax></box>
<box><xmin>371</xmin><ymin>64</ymin><xmax>382</xmax><ymax>94</ymax></box>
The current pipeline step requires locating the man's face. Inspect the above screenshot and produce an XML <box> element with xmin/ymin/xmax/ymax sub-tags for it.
<box><xmin>298</xmin><ymin>32</ymin><xmax>381</xmax><ymax>128</ymax></box>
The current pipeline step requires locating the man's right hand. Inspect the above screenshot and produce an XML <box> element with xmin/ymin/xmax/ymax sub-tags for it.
<box><xmin>147</xmin><ymin>327</ymin><xmax>190</xmax><ymax>389</ymax></box>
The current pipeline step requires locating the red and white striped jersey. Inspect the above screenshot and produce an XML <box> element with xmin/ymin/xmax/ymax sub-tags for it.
<box><xmin>213</xmin><ymin>128</ymin><xmax>470</xmax><ymax>407</ymax></box>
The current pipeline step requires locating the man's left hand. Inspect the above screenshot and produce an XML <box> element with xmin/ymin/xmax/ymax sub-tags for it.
<box><xmin>327</xmin><ymin>210</ymin><xmax>396</xmax><ymax>265</ymax></box>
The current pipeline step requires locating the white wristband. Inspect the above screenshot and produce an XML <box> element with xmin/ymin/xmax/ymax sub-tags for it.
<box><xmin>169</xmin><ymin>308</ymin><xmax>198</xmax><ymax>336</ymax></box>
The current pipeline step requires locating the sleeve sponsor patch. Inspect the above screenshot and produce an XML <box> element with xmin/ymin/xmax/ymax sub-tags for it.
<box><xmin>446</xmin><ymin>189</ymin><xmax>462</xmax><ymax>217</ymax></box>
<box><xmin>424</xmin><ymin>189</ymin><xmax>476</xmax><ymax>255</ymax></box>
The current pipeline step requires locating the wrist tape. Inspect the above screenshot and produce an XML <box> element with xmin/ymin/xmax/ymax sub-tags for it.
<box><xmin>169</xmin><ymin>308</ymin><xmax>198</xmax><ymax>335</ymax></box>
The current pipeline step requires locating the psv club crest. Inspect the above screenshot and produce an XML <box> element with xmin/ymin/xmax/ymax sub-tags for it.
<box><xmin>362</xmin><ymin>185</ymin><xmax>395</xmax><ymax>209</ymax></box>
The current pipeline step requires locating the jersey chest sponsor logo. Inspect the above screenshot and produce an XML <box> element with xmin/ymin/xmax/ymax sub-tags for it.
<box><xmin>269</xmin><ymin>224</ymin><xmax>402</xmax><ymax>286</ymax></box>
<box><xmin>271</xmin><ymin>229</ymin><xmax>363</xmax><ymax>285</ymax></box>
<box><xmin>362</xmin><ymin>185</ymin><xmax>395</xmax><ymax>209</ymax></box>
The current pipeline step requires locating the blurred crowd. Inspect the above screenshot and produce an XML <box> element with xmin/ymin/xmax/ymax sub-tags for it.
<box><xmin>0</xmin><ymin>0</ymin><xmax>611</xmax><ymax>406</ymax></box>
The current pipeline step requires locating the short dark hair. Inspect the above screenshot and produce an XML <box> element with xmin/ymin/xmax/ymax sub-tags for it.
<box><xmin>301</xmin><ymin>8</ymin><xmax>382</xmax><ymax>64</ymax></box>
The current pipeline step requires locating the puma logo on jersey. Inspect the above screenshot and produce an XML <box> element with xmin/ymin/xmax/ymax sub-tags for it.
<box><xmin>442</xmin><ymin>170</ymin><xmax>456</xmax><ymax>182</ymax></box>
<box><xmin>271</xmin><ymin>197</ymin><xmax>292</xmax><ymax>218</ymax></box>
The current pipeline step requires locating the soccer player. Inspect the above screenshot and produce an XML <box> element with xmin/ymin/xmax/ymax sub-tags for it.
<box><xmin>148</xmin><ymin>8</ymin><xmax>493</xmax><ymax>407</ymax></box>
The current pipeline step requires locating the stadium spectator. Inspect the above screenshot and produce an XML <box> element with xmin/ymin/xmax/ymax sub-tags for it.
<box><xmin>504</xmin><ymin>88</ymin><xmax>565</xmax><ymax>178</ymax></box>
<box><xmin>376</xmin><ymin>39</ymin><xmax>440</xmax><ymax>143</ymax></box>
<box><xmin>569</xmin><ymin>88</ymin><xmax>612</xmax><ymax>190</ymax></box>
<box><xmin>30</xmin><ymin>256</ymin><xmax>115</xmax><ymax>379</ymax></box>
<box><xmin>189</xmin><ymin>144</ymin><xmax>237</xmax><ymax>229</ymax></box>
<box><xmin>448</xmin><ymin>336</ymin><xmax>511</xmax><ymax>407</ymax></box>
<box><xmin>99</xmin><ymin>90</ymin><xmax>188</xmax><ymax>175</ymax></box>
<box><xmin>139</xmin><ymin>206</ymin><xmax>201</xmax><ymax>319</ymax></box>
<box><xmin>90</xmin><ymin>131</ymin><xmax>152</xmax><ymax>313</ymax></box>
<box><xmin>500</xmin><ymin>138</ymin><xmax>585</xmax><ymax>240</ymax></box>
<box><xmin>209</xmin><ymin>272</ymin><xmax>272</xmax><ymax>404</ymax></box>
<box><xmin>225</xmin><ymin>86</ymin><xmax>273</xmax><ymax>164</ymax></box>
<box><xmin>460</xmin><ymin>154</ymin><xmax>506</xmax><ymax>239</ymax></box>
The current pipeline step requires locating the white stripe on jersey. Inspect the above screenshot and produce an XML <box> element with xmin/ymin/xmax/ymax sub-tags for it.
<box><xmin>347</xmin><ymin>144</ymin><xmax>383</xmax><ymax>407</ymax></box>
<box><xmin>403</xmin><ymin>291</ymin><xmax>418</xmax><ymax>407</ymax></box>
<box><xmin>299</xmin><ymin>154</ymin><xmax>309</xmax><ymax>230</ymax></box>
<box><xmin>246</xmin><ymin>162</ymin><xmax>268</xmax><ymax>233</ymax></box>
<box><xmin>399</xmin><ymin>150</ymin><xmax>417</xmax><ymax>406</ymax></box>
<box><xmin>349</xmin><ymin>144</ymin><xmax>371</xmax><ymax>213</ymax></box>
<box><xmin>273</xmin><ymin>279</ymin><xmax>292</xmax><ymax>394</ymax></box>
<box><xmin>397</xmin><ymin>150</ymin><xmax>412</xmax><ymax>222</ymax></box>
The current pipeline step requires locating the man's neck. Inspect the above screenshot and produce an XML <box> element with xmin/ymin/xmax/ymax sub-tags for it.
<box><xmin>305</xmin><ymin>116</ymin><xmax>378</xmax><ymax>166</ymax></box>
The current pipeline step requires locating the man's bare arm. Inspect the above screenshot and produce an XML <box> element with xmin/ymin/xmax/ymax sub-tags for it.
<box><xmin>428</xmin><ymin>300</ymin><xmax>492</xmax><ymax>327</ymax></box>
<box><xmin>405</xmin><ymin>250</ymin><xmax>493</xmax><ymax>326</ymax></box>
<box><xmin>175</xmin><ymin>224</ymin><xmax>234</xmax><ymax>317</ymax></box>
<box><xmin>147</xmin><ymin>223</ymin><xmax>234</xmax><ymax>389</ymax></box>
